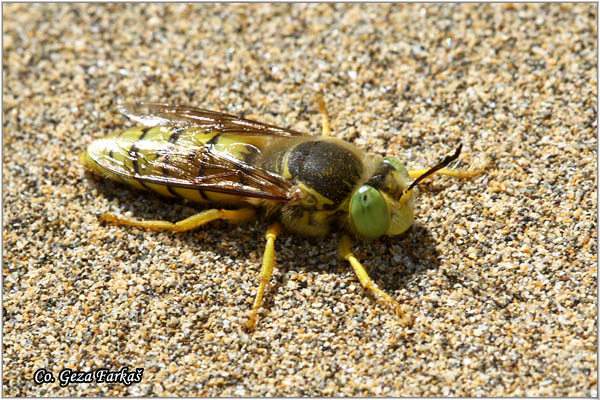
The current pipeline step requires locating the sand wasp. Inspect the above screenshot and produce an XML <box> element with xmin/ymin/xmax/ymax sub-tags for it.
<box><xmin>80</xmin><ymin>99</ymin><xmax>482</xmax><ymax>329</ymax></box>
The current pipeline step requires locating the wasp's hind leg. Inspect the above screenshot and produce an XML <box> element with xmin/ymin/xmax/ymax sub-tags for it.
<box><xmin>338</xmin><ymin>235</ymin><xmax>413</xmax><ymax>326</ymax></box>
<box><xmin>101</xmin><ymin>207</ymin><xmax>256</xmax><ymax>232</ymax></box>
<box><xmin>246</xmin><ymin>222</ymin><xmax>282</xmax><ymax>331</ymax></box>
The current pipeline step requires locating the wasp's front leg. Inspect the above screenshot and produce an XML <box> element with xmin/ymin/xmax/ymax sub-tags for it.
<box><xmin>338</xmin><ymin>235</ymin><xmax>413</xmax><ymax>327</ymax></box>
<box><xmin>409</xmin><ymin>153</ymin><xmax>490</xmax><ymax>181</ymax></box>
<box><xmin>316</xmin><ymin>94</ymin><xmax>331</xmax><ymax>137</ymax></box>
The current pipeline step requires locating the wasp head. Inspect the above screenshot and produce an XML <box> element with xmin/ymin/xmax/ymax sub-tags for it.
<box><xmin>349</xmin><ymin>145</ymin><xmax>462</xmax><ymax>239</ymax></box>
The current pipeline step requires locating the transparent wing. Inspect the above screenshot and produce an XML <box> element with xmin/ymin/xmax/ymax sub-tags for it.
<box><xmin>90</xmin><ymin>137</ymin><xmax>296</xmax><ymax>203</ymax></box>
<box><xmin>118</xmin><ymin>102</ymin><xmax>308</xmax><ymax>137</ymax></box>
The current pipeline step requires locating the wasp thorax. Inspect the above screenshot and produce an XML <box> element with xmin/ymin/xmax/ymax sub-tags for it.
<box><xmin>285</xmin><ymin>140</ymin><xmax>363</xmax><ymax>206</ymax></box>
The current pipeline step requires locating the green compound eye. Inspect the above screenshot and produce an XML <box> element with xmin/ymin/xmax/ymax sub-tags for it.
<box><xmin>383</xmin><ymin>156</ymin><xmax>409</xmax><ymax>179</ymax></box>
<box><xmin>349</xmin><ymin>185</ymin><xmax>390</xmax><ymax>239</ymax></box>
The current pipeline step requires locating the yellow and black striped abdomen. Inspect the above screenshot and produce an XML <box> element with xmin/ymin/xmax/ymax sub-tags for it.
<box><xmin>80</xmin><ymin>126</ymin><xmax>275</xmax><ymax>205</ymax></box>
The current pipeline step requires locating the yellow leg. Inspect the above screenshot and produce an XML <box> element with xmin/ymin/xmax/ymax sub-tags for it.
<box><xmin>316</xmin><ymin>95</ymin><xmax>331</xmax><ymax>137</ymax></box>
<box><xmin>338</xmin><ymin>235</ymin><xmax>412</xmax><ymax>326</ymax></box>
<box><xmin>409</xmin><ymin>165</ymin><xmax>486</xmax><ymax>180</ymax></box>
<box><xmin>246</xmin><ymin>222</ymin><xmax>282</xmax><ymax>330</ymax></box>
<box><xmin>101</xmin><ymin>207</ymin><xmax>256</xmax><ymax>232</ymax></box>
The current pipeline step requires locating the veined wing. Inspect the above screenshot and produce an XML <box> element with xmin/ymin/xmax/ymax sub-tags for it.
<box><xmin>118</xmin><ymin>102</ymin><xmax>308</xmax><ymax>137</ymax></box>
<box><xmin>89</xmin><ymin>136</ymin><xmax>295</xmax><ymax>203</ymax></box>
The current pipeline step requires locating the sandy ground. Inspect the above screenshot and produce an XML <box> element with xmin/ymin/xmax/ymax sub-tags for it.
<box><xmin>2</xmin><ymin>3</ymin><xmax>597</xmax><ymax>396</ymax></box>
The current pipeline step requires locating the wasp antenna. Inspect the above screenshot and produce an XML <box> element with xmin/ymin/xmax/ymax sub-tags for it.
<box><xmin>405</xmin><ymin>143</ymin><xmax>463</xmax><ymax>193</ymax></box>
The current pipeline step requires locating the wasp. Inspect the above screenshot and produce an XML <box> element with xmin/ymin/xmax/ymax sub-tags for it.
<box><xmin>80</xmin><ymin>99</ymin><xmax>483</xmax><ymax>330</ymax></box>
